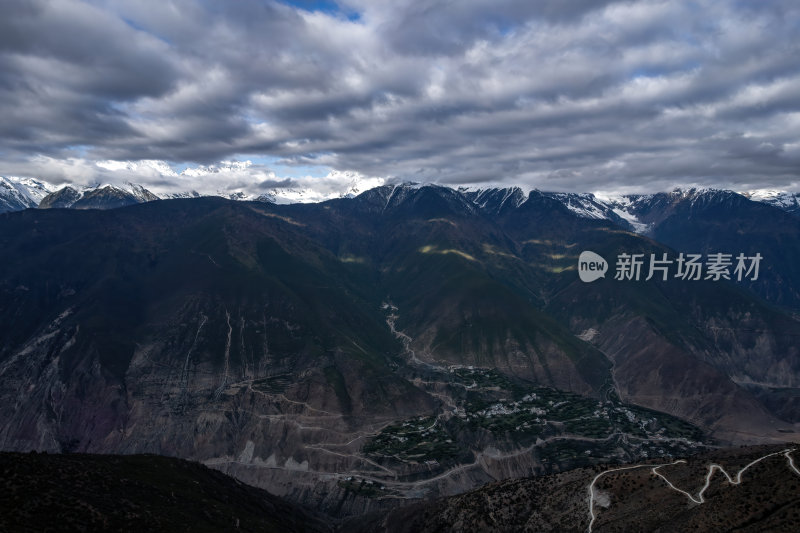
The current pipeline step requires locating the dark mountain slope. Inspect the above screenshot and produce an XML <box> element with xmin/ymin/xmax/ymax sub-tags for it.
<box><xmin>37</xmin><ymin>186</ymin><xmax>83</xmax><ymax>209</ymax></box>
<box><xmin>599</xmin><ymin>190</ymin><xmax>800</xmax><ymax>422</ymax></box>
<box><xmin>274</xmin><ymin>185</ymin><xmax>612</xmax><ymax>395</ymax></box>
<box><xmin>0</xmin><ymin>452</ymin><xmax>332</xmax><ymax>533</ymax></box>
<box><xmin>0</xmin><ymin>198</ymin><xmax>431</xmax><ymax>442</ymax></box>
<box><xmin>619</xmin><ymin>189</ymin><xmax>800</xmax><ymax>312</ymax></box>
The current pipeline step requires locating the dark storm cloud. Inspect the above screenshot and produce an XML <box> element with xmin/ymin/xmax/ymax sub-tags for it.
<box><xmin>372</xmin><ymin>0</ymin><xmax>619</xmax><ymax>56</ymax></box>
<box><xmin>1</xmin><ymin>0</ymin><xmax>800</xmax><ymax>194</ymax></box>
<box><xmin>256</xmin><ymin>177</ymin><xmax>295</xmax><ymax>190</ymax></box>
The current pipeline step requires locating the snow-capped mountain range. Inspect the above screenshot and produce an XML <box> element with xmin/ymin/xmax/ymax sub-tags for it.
<box><xmin>531</xmin><ymin>188</ymin><xmax>799</xmax><ymax>234</ymax></box>
<box><xmin>0</xmin><ymin>177</ymin><xmax>375</xmax><ymax>212</ymax></box>
<box><xmin>0</xmin><ymin>176</ymin><xmax>57</xmax><ymax>212</ymax></box>
<box><xmin>0</xmin><ymin>176</ymin><xmax>798</xmax><ymax>230</ymax></box>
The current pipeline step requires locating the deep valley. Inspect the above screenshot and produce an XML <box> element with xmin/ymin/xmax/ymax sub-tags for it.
<box><xmin>0</xmin><ymin>184</ymin><xmax>798</xmax><ymax>523</ymax></box>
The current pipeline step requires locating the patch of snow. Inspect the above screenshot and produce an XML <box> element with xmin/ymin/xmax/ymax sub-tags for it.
<box><xmin>742</xmin><ymin>189</ymin><xmax>799</xmax><ymax>209</ymax></box>
<box><xmin>610</xmin><ymin>207</ymin><xmax>651</xmax><ymax>234</ymax></box>
<box><xmin>548</xmin><ymin>193</ymin><xmax>610</xmax><ymax>220</ymax></box>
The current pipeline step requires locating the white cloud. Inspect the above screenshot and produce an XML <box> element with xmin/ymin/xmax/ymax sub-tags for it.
<box><xmin>1</xmin><ymin>0</ymin><xmax>799</xmax><ymax>194</ymax></box>
<box><xmin>4</xmin><ymin>156</ymin><xmax>385</xmax><ymax>202</ymax></box>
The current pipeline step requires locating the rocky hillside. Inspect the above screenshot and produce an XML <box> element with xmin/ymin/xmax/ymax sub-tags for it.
<box><xmin>347</xmin><ymin>444</ymin><xmax>800</xmax><ymax>532</ymax></box>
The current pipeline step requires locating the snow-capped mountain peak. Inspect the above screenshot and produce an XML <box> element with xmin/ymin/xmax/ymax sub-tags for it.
<box><xmin>0</xmin><ymin>176</ymin><xmax>58</xmax><ymax>213</ymax></box>
<box><xmin>741</xmin><ymin>189</ymin><xmax>800</xmax><ymax>215</ymax></box>
<box><xmin>38</xmin><ymin>181</ymin><xmax>160</xmax><ymax>210</ymax></box>
<box><xmin>544</xmin><ymin>192</ymin><xmax>609</xmax><ymax>220</ymax></box>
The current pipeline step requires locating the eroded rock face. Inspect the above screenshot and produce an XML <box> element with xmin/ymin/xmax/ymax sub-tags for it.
<box><xmin>0</xmin><ymin>287</ymin><xmax>603</xmax><ymax>517</ymax></box>
<box><xmin>0</xmin><ymin>301</ymin><xmax>434</xmax><ymax>516</ymax></box>
<box><xmin>590</xmin><ymin>316</ymin><xmax>777</xmax><ymax>440</ymax></box>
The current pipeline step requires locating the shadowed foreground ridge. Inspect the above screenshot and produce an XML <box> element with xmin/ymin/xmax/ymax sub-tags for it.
<box><xmin>1</xmin><ymin>445</ymin><xmax>798</xmax><ymax>532</ymax></box>
<box><xmin>0</xmin><ymin>452</ymin><xmax>332</xmax><ymax>533</ymax></box>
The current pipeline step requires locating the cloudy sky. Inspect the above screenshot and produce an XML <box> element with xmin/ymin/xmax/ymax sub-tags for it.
<box><xmin>2</xmin><ymin>0</ymin><xmax>800</xmax><ymax>196</ymax></box>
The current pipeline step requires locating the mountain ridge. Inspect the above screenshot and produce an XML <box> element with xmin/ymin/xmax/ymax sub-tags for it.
<box><xmin>3</xmin><ymin>175</ymin><xmax>800</xmax><ymax>220</ymax></box>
